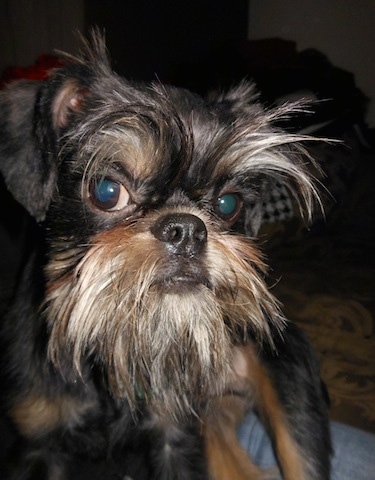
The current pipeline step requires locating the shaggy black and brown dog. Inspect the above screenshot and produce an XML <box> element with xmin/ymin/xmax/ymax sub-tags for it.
<box><xmin>0</xmin><ymin>32</ymin><xmax>331</xmax><ymax>479</ymax></box>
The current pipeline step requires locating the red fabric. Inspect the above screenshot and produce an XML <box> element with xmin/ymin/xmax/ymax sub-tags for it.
<box><xmin>0</xmin><ymin>54</ymin><xmax>63</xmax><ymax>87</ymax></box>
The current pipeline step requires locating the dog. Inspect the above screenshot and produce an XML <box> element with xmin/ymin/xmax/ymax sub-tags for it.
<box><xmin>0</xmin><ymin>31</ymin><xmax>331</xmax><ymax>479</ymax></box>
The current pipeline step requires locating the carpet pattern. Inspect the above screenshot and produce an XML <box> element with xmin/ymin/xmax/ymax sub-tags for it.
<box><xmin>262</xmin><ymin>131</ymin><xmax>375</xmax><ymax>432</ymax></box>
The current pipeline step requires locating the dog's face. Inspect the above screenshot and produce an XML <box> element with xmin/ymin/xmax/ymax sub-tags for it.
<box><xmin>0</xmin><ymin>34</ymin><xmax>317</xmax><ymax>419</ymax></box>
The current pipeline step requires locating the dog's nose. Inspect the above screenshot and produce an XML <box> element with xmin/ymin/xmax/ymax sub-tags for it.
<box><xmin>151</xmin><ymin>213</ymin><xmax>207</xmax><ymax>257</ymax></box>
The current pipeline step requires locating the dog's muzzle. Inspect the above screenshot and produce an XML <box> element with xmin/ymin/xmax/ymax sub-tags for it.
<box><xmin>150</xmin><ymin>213</ymin><xmax>210</xmax><ymax>289</ymax></box>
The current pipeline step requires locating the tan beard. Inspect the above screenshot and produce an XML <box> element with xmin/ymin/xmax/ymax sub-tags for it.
<box><xmin>45</xmin><ymin>211</ymin><xmax>284</xmax><ymax>420</ymax></box>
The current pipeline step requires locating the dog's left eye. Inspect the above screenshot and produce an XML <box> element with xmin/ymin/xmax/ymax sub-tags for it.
<box><xmin>214</xmin><ymin>193</ymin><xmax>243</xmax><ymax>224</ymax></box>
<box><xmin>89</xmin><ymin>178</ymin><xmax>130</xmax><ymax>211</ymax></box>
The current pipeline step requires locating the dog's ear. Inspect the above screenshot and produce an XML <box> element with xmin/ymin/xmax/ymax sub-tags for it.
<box><xmin>0</xmin><ymin>31</ymin><xmax>109</xmax><ymax>222</ymax></box>
<box><xmin>50</xmin><ymin>78</ymin><xmax>88</xmax><ymax>132</ymax></box>
<box><xmin>49</xmin><ymin>29</ymin><xmax>111</xmax><ymax>132</ymax></box>
<box><xmin>0</xmin><ymin>77</ymin><xmax>91</xmax><ymax>223</ymax></box>
<box><xmin>0</xmin><ymin>80</ymin><xmax>60</xmax><ymax>222</ymax></box>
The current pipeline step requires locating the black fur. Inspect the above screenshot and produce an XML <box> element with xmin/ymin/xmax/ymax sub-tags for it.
<box><xmin>0</xmin><ymin>32</ymin><xmax>330</xmax><ymax>479</ymax></box>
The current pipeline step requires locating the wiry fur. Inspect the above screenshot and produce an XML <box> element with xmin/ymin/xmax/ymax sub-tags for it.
<box><xmin>46</xmin><ymin>211</ymin><xmax>283</xmax><ymax>418</ymax></box>
<box><xmin>0</xmin><ymin>31</ymin><xmax>331</xmax><ymax>479</ymax></box>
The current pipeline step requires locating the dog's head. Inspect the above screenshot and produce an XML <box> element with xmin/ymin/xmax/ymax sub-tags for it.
<box><xmin>0</xmin><ymin>33</ymin><xmax>318</xmax><ymax>418</ymax></box>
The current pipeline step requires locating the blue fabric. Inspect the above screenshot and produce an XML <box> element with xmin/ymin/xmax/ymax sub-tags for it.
<box><xmin>237</xmin><ymin>412</ymin><xmax>375</xmax><ymax>479</ymax></box>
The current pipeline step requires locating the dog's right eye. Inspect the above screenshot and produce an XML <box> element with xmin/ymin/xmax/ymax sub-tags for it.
<box><xmin>89</xmin><ymin>178</ymin><xmax>130</xmax><ymax>211</ymax></box>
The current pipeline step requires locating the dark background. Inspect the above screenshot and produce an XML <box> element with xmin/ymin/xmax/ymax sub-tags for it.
<box><xmin>84</xmin><ymin>0</ymin><xmax>249</xmax><ymax>91</ymax></box>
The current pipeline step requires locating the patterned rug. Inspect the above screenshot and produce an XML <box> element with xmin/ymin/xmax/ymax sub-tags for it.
<box><xmin>262</xmin><ymin>135</ymin><xmax>375</xmax><ymax>432</ymax></box>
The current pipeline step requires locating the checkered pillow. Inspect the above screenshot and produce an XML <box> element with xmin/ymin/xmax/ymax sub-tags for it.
<box><xmin>261</xmin><ymin>182</ymin><xmax>294</xmax><ymax>224</ymax></box>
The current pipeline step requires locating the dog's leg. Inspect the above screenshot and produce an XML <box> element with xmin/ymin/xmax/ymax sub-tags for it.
<box><xmin>233</xmin><ymin>344</ymin><xmax>308</xmax><ymax>480</ymax></box>
<box><xmin>230</xmin><ymin>339</ymin><xmax>330</xmax><ymax>480</ymax></box>
<box><xmin>205</xmin><ymin>336</ymin><xmax>330</xmax><ymax>480</ymax></box>
<box><xmin>10</xmin><ymin>392</ymin><xmax>97</xmax><ymax>440</ymax></box>
<box><xmin>204</xmin><ymin>394</ymin><xmax>280</xmax><ymax>480</ymax></box>
<box><xmin>6</xmin><ymin>391</ymin><xmax>102</xmax><ymax>479</ymax></box>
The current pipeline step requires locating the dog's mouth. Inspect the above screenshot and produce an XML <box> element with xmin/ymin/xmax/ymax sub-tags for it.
<box><xmin>163</xmin><ymin>274</ymin><xmax>210</xmax><ymax>289</ymax></box>
<box><xmin>153</xmin><ymin>273</ymin><xmax>212</xmax><ymax>292</ymax></box>
<box><xmin>152</xmin><ymin>263</ymin><xmax>212</xmax><ymax>292</ymax></box>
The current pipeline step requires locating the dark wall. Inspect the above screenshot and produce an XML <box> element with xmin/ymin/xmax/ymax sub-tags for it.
<box><xmin>84</xmin><ymin>0</ymin><xmax>249</xmax><ymax>93</ymax></box>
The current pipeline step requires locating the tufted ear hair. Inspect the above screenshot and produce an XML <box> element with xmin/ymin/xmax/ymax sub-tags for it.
<box><xmin>0</xmin><ymin>80</ymin><xmax>60</xmax><ymax>222</ymax></box>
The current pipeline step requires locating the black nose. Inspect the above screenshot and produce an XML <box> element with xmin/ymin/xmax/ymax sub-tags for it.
<box><xmin>151</xmin><ymin>213</ymin><xmax>207</xmax><ymax>257</ymax></box>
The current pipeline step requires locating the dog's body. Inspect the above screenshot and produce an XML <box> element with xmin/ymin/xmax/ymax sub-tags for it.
<box><xmin>0</xmin><ymin>33</ymin><xmax>331</xmax><ymax>479</ymax></box>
